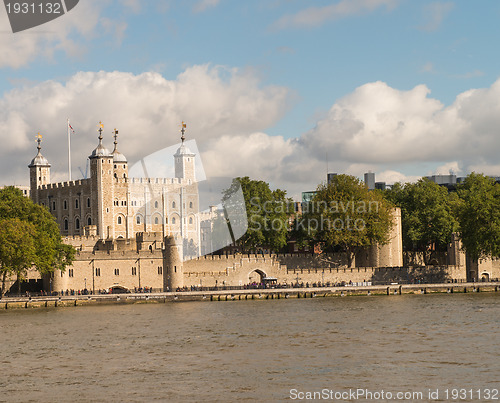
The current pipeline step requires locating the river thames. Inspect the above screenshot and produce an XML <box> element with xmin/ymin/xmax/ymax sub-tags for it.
<box><xmin>0</xmin><ymin>293</ymin><xmax>498</xmax><ymax>402</ymax></box>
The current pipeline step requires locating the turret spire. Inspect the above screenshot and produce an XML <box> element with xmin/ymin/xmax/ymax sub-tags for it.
<box><xmin>180</xmin><ymin>121</ymin><xmax>186</xmax><ymax>143</ymax></box>
<box><xmin>36</xmin><ymin>132</ymin><xmax>42</xmax><ymax>151</ymax></box>
<box><xmin>98</xmin><ymin>121</ymin><xmax>104</xmax><ymax>143</ymax></box>
<box><xmin>113</xmin><ymin>128</ymin><xmax>118</xmax><ymax>151</ymax></box>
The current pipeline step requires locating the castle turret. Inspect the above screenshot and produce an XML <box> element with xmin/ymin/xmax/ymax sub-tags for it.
<box><xmin>29</xmin><ymin>133</ymin><xmax>50</xmax><ymax>204</ymax></box>
<box><xmin>89</xmin><ymin>122</ymin><xmax>114</xmax><ymax>239</ymax></box>
<box><xmin>111</xmin><ymin>128</ymin><xmax>128</xmax><ymax>179</ymax></box>
<box><xmin>163</xmin><ymin>235</ymin><xmax>184</xmax><ymax>291</ymax></box>
<box><xmin>174</xmin><ymin>122</ymin><xmax>196</xmax><ymax>181</ymax></box>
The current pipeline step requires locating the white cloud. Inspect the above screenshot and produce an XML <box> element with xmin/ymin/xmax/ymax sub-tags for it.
<box><xmin>0</xmin><ymin>65</ymin><xmax>290</xmax><ymax>187</ymax></box>
<box><xmin>273</xmin><ymin>0</ymin><xmax>398</xmax><ymax>30</ymax></box>
<box><xmin>0</xmin><ymin>0</ymin><xmax>127</xmax><ymax>68</ymax></box>
<box><xmin>192</xmin><ymin>0</ymin><xmax>220</xmax><ymax>13</ymax></box>
<box><xmin>419</xmin><ymin>2</ymin><xmax>454</xmax><ymax>32</ymax></box>
<box><xmin>4</xmin><ymin>65</ymin><xmax>500</xmax><ymax>199</ymax></box>
<box><xmin>433</xmin><ymin>161</ymin><xmax>461</xmax><ymax>176</ymax></box>
<box><xmin>375</xmin><ymin>170</ymin><xmax>420</xmax><ymax>184</ymax></box>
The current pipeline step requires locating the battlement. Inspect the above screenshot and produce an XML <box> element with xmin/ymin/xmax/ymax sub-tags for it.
<box><xmin>40</xmin><ymin>179</ymin><xmax>89</xmax><ymax>190</ymax></box>
<box><xmin>129</xmin><ymin>177</ymin><xmax>195</xmax><ymax>186</ymax></box>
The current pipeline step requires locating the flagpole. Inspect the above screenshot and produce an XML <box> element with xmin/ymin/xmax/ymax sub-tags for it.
<box><xmin>68</xmin><ymin>118</ymin><xmax>72</xmax><ymax>181</ymax></box>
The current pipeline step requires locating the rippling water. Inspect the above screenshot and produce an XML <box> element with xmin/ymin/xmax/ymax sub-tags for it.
<box><xmin>0</xmin><ymin>293</ymin><xmax>498</xmax><ymax>402</ymax></box>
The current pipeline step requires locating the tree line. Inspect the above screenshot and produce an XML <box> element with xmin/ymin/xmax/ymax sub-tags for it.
<box><xmin>227</xmin><ymin>173</ymin><xmax>500</xmax><ymax>268</ymax></box>
<box><xmin>0</xmin><ymin>187</ymin><xmax>74</xmax><ymax>295</ymax></box>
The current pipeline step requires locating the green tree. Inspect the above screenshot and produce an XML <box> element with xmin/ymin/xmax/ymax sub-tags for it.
<box><xmin>223</xmin><ymin>177</ymin><xmax>293</xmax><ymax>253</ymax></box>
<box><xmin>304</xmin><ymin>175</ymin><xmax>394</xmax><ymax>267</ymax></box>
<box><xmin>0</xmin><ymin>187</ymin><xmax>75</xmax><ymax>294</ymax></box>
<box><xmin>385</xmin><ymin>178</ymin><xmax>458</xmax><ymax>264</ymax></box>
<box><xmin>456</xmin><ymin>173</ymin><xmax>500</xmax><ymax>262</ymax></box>
<box><xmin>0</xmin><ymin>218</ymin><xmax>37</xmax><ymax>295</ymax></box>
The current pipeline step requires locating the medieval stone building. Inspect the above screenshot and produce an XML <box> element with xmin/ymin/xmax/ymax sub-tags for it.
<box><xmin>29</xmin><ymin>125</ymin><xmax>199</xmax><ymax>250</ymax></box>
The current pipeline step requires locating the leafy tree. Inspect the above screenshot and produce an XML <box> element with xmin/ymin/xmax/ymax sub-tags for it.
<box><xmin>0</xmin><ymin>218</ymin><xmax>37</xmax><ymax>295</ymax></box>
<box><xmin>0</xmin><ymin>187</ymin><xmax>75</xmax><ymax>294</ymax></box>
<box><xmin>385</xmin><ymin>178</ymin><xmax>458</xmax><ymax>264</ymax></box>
<box><xmin>223</xmin><ymin>177</ymin><xmax>293</xmax><ymax>253</ymax></box>
<box><xmin>304</xmin><ymin>174</ymin><xmax>394</xmax><ymax>267</ymax></box>
<box><xmin>456</xmin><ymin>173</ymin><xmax>500</xmax><ymax>262</ymax></box>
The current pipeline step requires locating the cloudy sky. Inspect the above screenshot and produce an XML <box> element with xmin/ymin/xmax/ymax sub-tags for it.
<box><xmin>1</xmin><ymin>0</ymin><xmax>500</xmax><ymax>198</ymax></box>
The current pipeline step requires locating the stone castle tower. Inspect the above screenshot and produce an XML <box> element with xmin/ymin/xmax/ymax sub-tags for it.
<box><xmin>29</xmin><ymin>134</ymin><xmax>51</xmax><ymax>204</ymax></box>
<box><xmin>28</xmin><ymin>122</ymin><xmax>200</xmax><ymax>253</ymax></box>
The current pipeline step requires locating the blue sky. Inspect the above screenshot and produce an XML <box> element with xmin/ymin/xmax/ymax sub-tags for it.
<box><xmin>1</xmin><ymin>0</ymin><xmax>500</xmax><ymax>197</ymax></box>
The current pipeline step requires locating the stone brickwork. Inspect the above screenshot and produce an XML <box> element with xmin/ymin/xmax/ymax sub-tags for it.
<box><xmin>28</xmin><ymin>129</ymin><xmax>200</xmax><ymax>253</ymax></box>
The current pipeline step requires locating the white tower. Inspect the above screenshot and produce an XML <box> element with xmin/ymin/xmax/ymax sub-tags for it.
<box><xmin>174</xmin><ymin>122</ymin><xmax>196</xmax><ymax>181</ymax></box>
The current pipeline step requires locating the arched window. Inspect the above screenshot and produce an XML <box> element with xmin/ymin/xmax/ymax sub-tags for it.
<box><xmin>75</xmin><ymin>218</ymin><xmax>80</xmax><ymax>230</ymax></box>
<box><xmin>87</xmin><ymin>217</ymin><xmax>92</xmax><ymax>226</ymax></box>
<box><xmin>154</xmin><ymin>217</ymin><xmax>159</xmax><ymax>225</ymax></box>
<box><xmin>64</xmin><ymin>219</ymin><xmax>68</xmax><ymax>231</ymax></box>
<box><xmin>155</xmin><ymin>201</ymin><xmax>159</xmax><ymax>209</ymax></box>
<box><xmin>172</xmin><ymin>201</ymin><xmax>176</xmax><ymax>208</ymax></box>
<box><xmin>189</xmin><ymin>217</ymin><xmax>193</xmax><ymax>225</ymax></box>
<box><xmin>75</xmin><ymin>199</ymin><xmax>79</xmax><ymax>209</ymax></box>
<box><xmin>172</xmin><ymin>217</ymin><xmax>176</xmax><ymax>224</ymax></box>
<box><xmin>189</xmin><ymin>201</ymin><xmax>193</xmax><ymax>209</ymax></box>
<box><xmin>117</xmin><ymin>216</ymin><xmax>122</xmax><ymax>225</ymax></box>
<box><xmin>136</xmin><ymin>215</ymin><xmax>141</xmax><ymax>225</ymax></box>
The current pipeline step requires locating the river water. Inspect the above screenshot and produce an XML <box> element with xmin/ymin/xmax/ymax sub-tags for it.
<box><xmin>0</xmin><ymin>293</ymin><xmax>498</xmax><ymax>402</ymax></box>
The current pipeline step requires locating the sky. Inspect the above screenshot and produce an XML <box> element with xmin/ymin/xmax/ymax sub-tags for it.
<box><xmin>1</xmin><ymin>0</ymin><xmax>500</xmax><ymax>198</ymax></box>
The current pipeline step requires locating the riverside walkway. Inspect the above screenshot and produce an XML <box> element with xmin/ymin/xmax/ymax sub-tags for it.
<box><xmin>0</xmin><ymin>282</ymin><xmax>498</xmax><ymax>309</ymax></box>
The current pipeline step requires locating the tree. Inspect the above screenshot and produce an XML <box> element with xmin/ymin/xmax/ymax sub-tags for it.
<box><xmin>385</xmin><ymin>178</ymin><xmax>458</xmax><ymax>264</ymax></box>
<box><xmin>304</xmin><ymin>175</ymin><xmax>394</xmax><ymax>267</ymax></box>
<box><xmin>0</xmin><ymin>218</ymin><xmax>37</xmax><ymax>295</ymax></box>
<box><xmin>456</xmin><ymin>173</ymin><xmax>500</xmax><ymax>262</ymax></box>
<box><xmin>0</xmin><ymin>187</ymin><xmax>75</xmax><ymax>294</ymax></box>
<box><xmin>222</xmin><ymin>177</ymin><xmax>293</xmax><ymax>253</ymax></box>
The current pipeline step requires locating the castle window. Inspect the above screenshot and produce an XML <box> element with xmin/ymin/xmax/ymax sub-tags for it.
<box><xmin>174</xmin><ymin>266</ymin><xmax>177</xmax><ymax>273</ymax></box>
<box><xmin>88</xmin><ymin>217</ymin><xmax>92</xmax><ymax>226</ymax></box>
<box><xmin>75</xmin><ymin>199</ymin><xmax>79</xmax><ymax>209</ymax></box>
<box><xmin>68</xmin><ymin>269</ymin><xmax>74</xmax><ymax>277</ymax></box>
<box><xmin>155</xmin><ymin>201</ymin><xmax>158</xmax><ymax>209</ymax></box>
<box><xmin>123</xmin><ymin>165</ymin><xmax>126</xmax><ymax>169</ymax></box>
<box><xmin>114</xmin><ymin>173</ymin><xmax>117</xmax><ymax>179</ymax></box>
<box><xmin>114</xmin><ymin>268</ymin><xmax>120</xmax><ymax>275</ymax></box>
<box><xmin>172</xmin><ymin>217</ymin><xmax>176</xmax><ymax>224</ymax></box>
<box><xmin>87</xmin><ymin>198</ymin><xmax>90</xmax><ymax>208</ymax></box>
<box><xmin>165</xmin><ymin>217</ymin><xmax>168</xmax><ymax>224</ymax></box>
<box><xmin>95</xmin><ymin>268</ymin><xmax>101</xmax><ymax>276</ymax></box>
<box><xmin>63</xmin><ymin>200</ymin><xmax>67</xmax><ymax>210</ymax></box>
<box><xmin>172</xmin><ymin>201</ymin><xmax>176</xmax><ymax>208</ymax></box>
<box><xmin>189</xmin><ymin>217</ymin><xmax>193</xmax><ymax>225</ymax></box>
<box><xmin>52</xmin><ymin>201</ymin><xmax>56</xmax><ymax>211</ymax></box>
<box><xmin>158</xmin><ymin>266</ymin><xmax>163</xmax><ymax>275</ymax></box>
<box><xmin>154</xmin><ymin>217</ymin><xmax>159</xmax><ymax>225</ymax></box>
<box><xmin>64</xmin><ymin>219</ymin><xmax>68</xmax><ymax>231</ymax></box>
<box><xmin>132</xmin><ymin>267</ymin><xmax>137</xmax><ymax>275</ymax></box>
<box><xmin>189</xmin><ymin>201</ymin><xmax>193</xmax><ymax>209</ymax></box>
<box><xmin>136</xmin><ymin>215</ymin><xmax>141</xmax><ymax>224</ymax></box>
<box><xmin>75</xmin><ymin>218</ymin><xmax>80</xmax><ymax>230</ymax></box>
<box><xmin>117</xmin><ymin>216</ymin><xmax>122</xmax><ymax>225</ymax></box>
<box><xmin>114</xmin><ymin>164</ymin><xmax>117</xmax><ymax>169</ymax></box>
